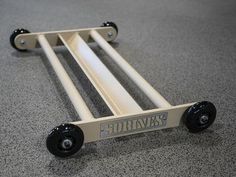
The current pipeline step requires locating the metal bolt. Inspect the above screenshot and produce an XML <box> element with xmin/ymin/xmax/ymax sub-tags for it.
<box><xmin>199</xmin><ymin>115</ymin><xmax>209</xmax><ymax>125</ymax></box>
<box><xmin>20</xmin><ymin>39</ymin><xmax>25</xmax><ymax>46</ymax></box>
<box><xmin>107</xmin><ymin>31</ymin><xmax>113</xmax><ymax>38</ymax></box>
<box><xmin>61</xmin><ymin>138</ymin><xmax>73</xmax><ymax>150</ymax></box>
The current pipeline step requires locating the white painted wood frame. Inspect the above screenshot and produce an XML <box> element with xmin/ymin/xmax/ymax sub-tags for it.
<box><xmin>15</xmin><ymin>26</ymin><xmax>194</xmax><ymax>142</ymax></box>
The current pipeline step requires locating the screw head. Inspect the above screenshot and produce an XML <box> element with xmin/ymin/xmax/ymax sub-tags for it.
<box><xmin>199</xmin><ymin>115</ymin><xmax>209</xmax><ymax>125</ymax></box>
<box><xmin>107</xmin><ymin>31</ymin><xmax>113</xmax><ymax>38</ymax></box>
<box><xmin>20</xmin><ymin>39</ymin><xmax>25</xmax><ymax>45</ymax></box>
<box><xmin>61</xmin><ymin>138</ymin><xmax>73</xmax><ymax>150</ymax></box>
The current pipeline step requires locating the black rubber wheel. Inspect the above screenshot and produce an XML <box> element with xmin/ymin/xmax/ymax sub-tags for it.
<box><xmin>10</xmin><ymin>28</ymin><xmax>30</xmax><ymax>51</ymax></box>
<box><xmin>101</xmin><ymin>21</ymin><xmax>118</xmax><ymax>34</ymax></box>
<box><xmin>183</xmin><ymin>101</ymin><xmax>216</xmax><ymax>133</ymax></box>
<box><xmin>46</xmin><ymin>123</ymin><xmax>84</xmax><ymax>158</ymax></box>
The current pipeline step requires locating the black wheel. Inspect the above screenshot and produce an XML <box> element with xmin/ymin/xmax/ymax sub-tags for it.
<box><xmin>10</xmin><ymin>28</ymin><xmax>30</xmax><ymax>51</ymax></box>
<box><xmin>46</xmin><ymin>123</ymin><xmax>84</xmax><ymax>158</ymax></box>
<box><xmin>101</xmin><ymin>21</ymin><xmax>118</xmax><ymax>34</ymax></box>
<box><xmin>183</xmin><ymin>101</ymin><xmax>216</xmax><ymax>133</ymax></box>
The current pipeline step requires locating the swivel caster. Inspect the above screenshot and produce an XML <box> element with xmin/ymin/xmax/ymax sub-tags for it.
<box><xmin>10</xmin><ymin>28</ymin><xmax>30</xmax><ymax>51</ymax></box>
<box><xmin>183</xmin><ymin>101</ymin><xmax>216</xmax><ymax>133</ymax></box>
<box><xmin>46</xmin><ymin>123</ymin><xmax>84</xmax><ymax>158</ymax></box>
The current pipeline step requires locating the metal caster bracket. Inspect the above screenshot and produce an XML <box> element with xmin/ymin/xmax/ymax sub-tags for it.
<box><xmin>11</xmin><ymin>22</ymin><xmax>216</xmax><ymax>157</ymax></box>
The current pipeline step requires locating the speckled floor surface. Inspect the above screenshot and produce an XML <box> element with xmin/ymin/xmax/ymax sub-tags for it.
<box><xmin>1</xmin><ymin>0</ymin><xmax>236</xmax><ymax>176</ymax></box>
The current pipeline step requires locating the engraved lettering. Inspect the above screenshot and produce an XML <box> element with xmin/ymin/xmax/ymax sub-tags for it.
<box><xmin>100</xmin><ymin>112</ymin><xmax>168</xmax><ymax>138</ymax></box>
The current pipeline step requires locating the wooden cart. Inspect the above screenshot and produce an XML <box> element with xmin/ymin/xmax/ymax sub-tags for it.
<box><xmin>10</xmin><ymin>22</ymin><xmax>217</xmax><ymax>157</ymax></box>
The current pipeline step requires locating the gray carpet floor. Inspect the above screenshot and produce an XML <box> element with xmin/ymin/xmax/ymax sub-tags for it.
<box><xmin>1</xmin><ymin>0</ymin><xmax>236</xmax><ymax>176</ymax></box>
